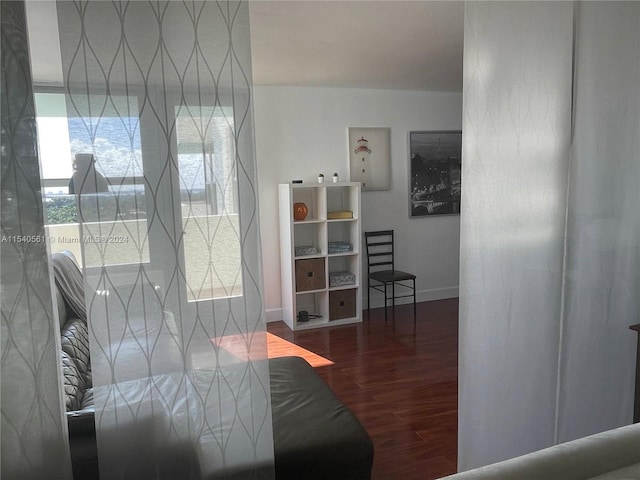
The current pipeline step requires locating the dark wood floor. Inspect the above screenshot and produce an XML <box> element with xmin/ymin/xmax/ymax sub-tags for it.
<box><xmin>267</xmin><ymin>298</ymin><xmax>459</xmax><ymax>480</ymax></box>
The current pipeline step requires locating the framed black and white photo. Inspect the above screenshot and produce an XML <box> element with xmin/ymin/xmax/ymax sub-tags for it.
<box><xmin>348</xmin><ymin>127</ymin><xmax>390</xmax><ymax>191</ymax></box>
<box><xmin>409</xmin><ymin>131</ymin><xmax>462</xmax><ymax>217</ymax></box>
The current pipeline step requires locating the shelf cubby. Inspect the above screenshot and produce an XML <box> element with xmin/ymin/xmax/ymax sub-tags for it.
<box><xmin>295</xmin><ymin>291</ymin><xmax>328</xmax><ymax>328</ymax></box>
<box><xmin>326</xmin><ymin>185</ymin><xmax>358</xmax><ymax>219</ymax></box>
<box><xmin>327</xmin><ymin>221</ymin><xmax>359</xmax><ymax>255</ymax></box>
<box><xmin>292</xmin><ymin>186</ymin><xmax>325</xmax><ymax>221</ymax></box>
<box><xmin>293</xmin><ymin>222</ymin><xmax>326</xmax><ymax>257</ymax></box>
<box><xmin>328</xmin><ymin>255</ymin><xmax>358</xmax><ymax>290</ymax></box>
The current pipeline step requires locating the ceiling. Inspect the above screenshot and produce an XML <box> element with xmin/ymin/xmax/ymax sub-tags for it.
<box><xmin>27</xmin><ymin>1</ymin><xmax>464</xmax><ymax>92</ymax></box>
<box><xmin>248</xmin><ymin>1</ymin><xmax>464</xmax><ymax>92</ymax></box>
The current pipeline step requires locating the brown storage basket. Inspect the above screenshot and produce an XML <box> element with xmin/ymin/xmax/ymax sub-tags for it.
<box><xmin>329</xmin><ymin>289</ymin><xmax>357</xmax><ymax>321</ymax></box>
<box><xmin>295</xmin><ymin>258</ymin><xmax>326</xmax><ymax>292</ymax></box>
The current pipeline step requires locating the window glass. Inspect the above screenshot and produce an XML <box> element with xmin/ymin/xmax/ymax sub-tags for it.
<box><xmin>176</xmin><ymin>105</ymin><xmax>242</xmax><ymax>301</ymax></box>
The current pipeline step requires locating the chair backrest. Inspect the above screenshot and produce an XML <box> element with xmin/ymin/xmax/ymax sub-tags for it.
<box><xmin>364</xmin><ymin>230</ymin><xmax>395</xmax><ymax>276</ymax></box>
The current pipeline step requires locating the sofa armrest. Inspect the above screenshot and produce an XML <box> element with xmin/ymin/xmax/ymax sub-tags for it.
<box><xmin>66</xmin><ymin>408</ymin><xmax>99</xmax><ymax>479</ymax></box>
<box><xmin>67</xmin><ymin>408</ymin><xmax>95</xmax><ymax>439</ymax></box>
<box><xmin>441</xmin><ymin>423</ymin><xmax>640</xmax><ymax>480</ymax></box>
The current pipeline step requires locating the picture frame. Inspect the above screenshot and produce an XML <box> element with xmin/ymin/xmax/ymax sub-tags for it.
<box><xmin>348</xmin><ymin>127</ymin><xmax>390</xmax><ymax>191</ymax></box>
<box><xmin>409</xmin><ymin>131</ymin><xmax>462</xmax><ymax>217</ymax></box>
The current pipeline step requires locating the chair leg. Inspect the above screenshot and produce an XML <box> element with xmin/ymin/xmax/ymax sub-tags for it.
<box><xmin>368</xmin><ymin>282</ymin><xmax>371</xmax><ymax>318</ymax></box>
<box><xmin>413</xmin><ymin>278</ymin><xmax>417</xmax><ymax>327</ymax></box>
<box><xmin>384</xmin><ymin>282</ymin><xmax>388</xmax><ymax>321</ymax></box>
<box><xmin>392</xmin><ymin>282</ymin><xmax>396</xmax><ymax>313</ymax></box>
<box><xmin>413</xmin><ymin>279</ymin><xmax>416</xmax><ymax>317</ymax></box>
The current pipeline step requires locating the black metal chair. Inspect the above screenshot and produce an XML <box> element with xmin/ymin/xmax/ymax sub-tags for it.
<box><xmin>364</xmin><ymin>230</ymin><xmax>416</xmax><ymax>320</ymax></box>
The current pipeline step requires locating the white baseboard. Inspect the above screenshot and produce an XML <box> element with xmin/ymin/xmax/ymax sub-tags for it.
<box><xmin>265</xmin><ymin>308</ymin><xmax>283</xmax><ymax>323</ymax></box>
<box><xmin>364</xmin><ymin>286</ymin><xmax>459</xmax><ymax>310</ymax></box>
<box><xmin>265</xmin><ymin>286</ymin><xmax>458</xmax><ymax>322</ymax></box>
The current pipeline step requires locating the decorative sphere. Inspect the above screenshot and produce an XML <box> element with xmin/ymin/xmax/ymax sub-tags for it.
<box><xmin>293</xmin><ymin>202</ymin><xmax>308</xmax><ymax>221</ymax></box>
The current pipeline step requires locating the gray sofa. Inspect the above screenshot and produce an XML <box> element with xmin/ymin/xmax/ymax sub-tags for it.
<box><xmin>54</xmin><ymin>252</ymin><xmax>374</xmax><ymax>479</ymax></box>
<box><xmin>440</xmin><ymin>423</ymin><xmax>640</xmax><ymax>480</ymax></box>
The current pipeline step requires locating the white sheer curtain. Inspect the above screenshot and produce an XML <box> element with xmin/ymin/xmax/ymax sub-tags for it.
<box><xmin>557</xmin><ymin>2</ymin><xmax>640</xmax><ymax>442</ymax></box>
<box><xmin>55</xmin><ymin>1</ymin><xmax>273</xmax><ymax>478</ymax></box>
<box><xmin>460</xmin><ymin>1</ymin><xmax>640</xmax><ymax>471</ymax></box>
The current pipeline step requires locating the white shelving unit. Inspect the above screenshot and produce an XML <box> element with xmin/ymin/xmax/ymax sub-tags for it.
<box><xmin>279</xmin><ymin>182</ymin><xmax>362</xmax><ymax>330</ymax></box>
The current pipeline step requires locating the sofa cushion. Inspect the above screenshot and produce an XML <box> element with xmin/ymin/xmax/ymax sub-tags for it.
<box><xmin>61</xmin><ymin>317</ymin><xmax>92</xmax><ymax>387</ymax></box>
<box><xmin>269</xmin><ymin>356</ymin><xmax>374</xmax><ymax>480</ymax></box>
<box><xmin>80</xmin><ymin>388</ymin><xmax>94</xmax><ymax>410</ymax></box>
<box><xmin>61</xmin><ymin>356</ymin><xmax>374</xmax><ymax>480</ymax></box>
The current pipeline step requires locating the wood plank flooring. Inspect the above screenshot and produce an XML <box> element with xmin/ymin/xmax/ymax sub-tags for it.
<box><xmin>267</xmin><ymin>298</ymin><xmax>459</xmax><ymax>480</ymax></box>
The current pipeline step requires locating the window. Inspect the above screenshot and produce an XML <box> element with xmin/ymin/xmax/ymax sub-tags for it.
<box><xmin>36</xmin><ymin>93</ymin><xmax>243</xmax><ymax>300</ymax></box>
<box><xmin>35</xmin><ymin>92</ymin><xmax>149</xmax><ymax>267</ymax></box>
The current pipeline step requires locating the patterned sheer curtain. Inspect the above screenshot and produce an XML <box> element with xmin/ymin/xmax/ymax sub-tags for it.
<box><xmin>54</xmin><ymin>1</ymin><xmax>273</xmax><ymax>478</ymax></box>
<box><xmin>1</xmin><ymin>2</ymin><xmax>72</xmax><ymax>478</ymax></box>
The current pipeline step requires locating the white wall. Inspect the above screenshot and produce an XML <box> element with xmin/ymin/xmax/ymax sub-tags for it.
<box><xmin>254</xmin><ymin>86</ymin><xmax>462</xmax><ymax>321</ymax></box>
